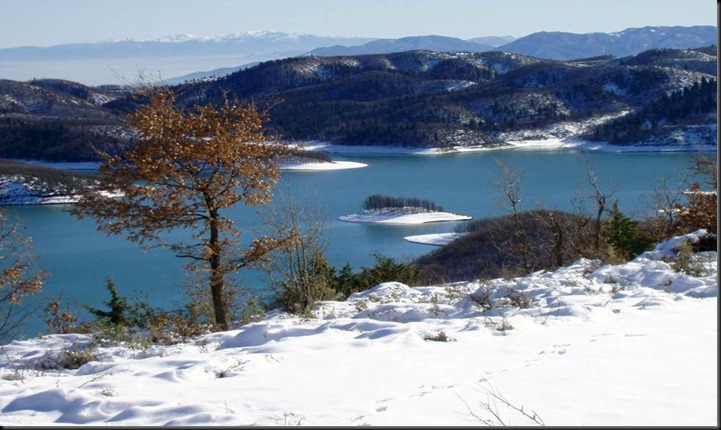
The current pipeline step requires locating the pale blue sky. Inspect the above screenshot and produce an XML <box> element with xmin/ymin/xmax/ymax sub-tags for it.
<box><xmin>0</xmin><ymin>0</ymin><xmax>716</xmax><ymax>49</ymax></box>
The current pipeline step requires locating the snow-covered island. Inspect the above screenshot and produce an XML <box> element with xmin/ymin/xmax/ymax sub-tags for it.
<box><xmin>339</xmin><ymin>209</ymin><xmax>473</xmax><ymax>224</ymax></box>
<box><xmin>280</xmin><ymin>160</ymin><xmax>367</xmax><ymax>171</ymax></box>
<box><xmin>339</xmin><ymin>195</ymin><xmax>472</xmax><ymax>225</ymax></box>
<box><xmin>0</xmin><ymin>230</ymin><xmax>716</xmax><ymax>426</ymax></box>
<box><xmin>404</xmin><ymin>232</ymin><xmax>466</xmax><ymax>246</ymax></box>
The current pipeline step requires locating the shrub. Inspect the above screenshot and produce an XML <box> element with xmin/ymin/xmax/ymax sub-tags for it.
<box><xmin>82</xmin><ymin>277</ymin><xmax>130</xmax><ymax>328</ymax></box>
<box><xmin>604</xmin><ymin>201</ymin><xmax>654</xmax><ymax>260</ymax></box>
<box><xmin>43</xmin><ymin>300</ymin><xmax>90</xmax><ymax>335</ymax></box>
<box><xmin>505</xmin><ymin>290</ymin><xmax>533</xmax><ymax>309</ymax></box>
<box><xmin>338</xmin><ymin>253</ymin><xmax>423</xmax><ymax>297</ymax></box>
<box><xmin>268</xmin><ymin>250</ymin><xmax>340</xmax><ymax>317</ymax></box>
<box><xmin>424</xmin><ymin>331</ymin><xmax>451</xmax><ymax>342</ymax></box>
<box><xmin>672</xmin><ymin>240</ymin><xmax>702</xmax><ymax>277</ymax></box>
<box><xmin>469</xmin><ymin>289</ymin><xmax>494</xmax><ymax>312</ymax></box>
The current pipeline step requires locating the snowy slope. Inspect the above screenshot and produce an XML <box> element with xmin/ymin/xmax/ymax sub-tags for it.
<box><xmin>0</xmin><ymin>230</ymin><xmax>716</xmax><ymax>426</ymax></box>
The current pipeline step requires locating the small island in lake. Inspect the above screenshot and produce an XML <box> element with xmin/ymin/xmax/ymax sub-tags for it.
<box><xmin>339</xmin><ymin>194</ymin><xmax>472</xmax><ymax>224</ymax></box>
<box><xmin>279</xmin><ymin>149</ymin><xmax>367</xmax><ymax>171</ymax></box>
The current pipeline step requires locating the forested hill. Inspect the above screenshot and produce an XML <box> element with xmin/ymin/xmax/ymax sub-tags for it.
<box><xmin>0</xmin><ymin>79</ymin><xmax>130</xmax><ymax>161</ymax></box>
<box><xmin>0</xmin><ymin>46</ymin><xmax>716</xmax><ymax>160</ymax></box>
<box><xmin>174</xmin><ymin>46</ymin><xmax>716</xmax><ymax>149</ymax></box>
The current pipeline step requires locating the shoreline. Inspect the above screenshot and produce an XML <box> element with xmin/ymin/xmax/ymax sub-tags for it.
<box><xmin>303</xmin><ymin>138</ymin><xmax>717</xmax><ymax>156</ymax></box>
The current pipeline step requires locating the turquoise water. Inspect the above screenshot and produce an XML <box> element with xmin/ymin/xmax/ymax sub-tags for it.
<box><xmin>2</xmin><ymin>149</ymin><xmax>699</xmax><ymax>338</ymax></box>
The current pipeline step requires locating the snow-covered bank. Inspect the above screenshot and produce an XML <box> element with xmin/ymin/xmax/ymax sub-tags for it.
<box><xmin>0</xmin><ymin>158</ymin><xmax>367</xmax><ymax>205</ymax></box>
<box><xmin>304</xmin><ymin>137</ymin><xmax>717</xmax><ymax>155</ymax></box>
<box><xmin>280</xmin><ymin>160</ymin><xmax>367</xmax><ymax>171</ymax></box>
<box><xmin>21</xmin><ymin>158</ymin><xmax>370</xmax><ymax>172</ymax></box>
<box><xmin>404</xmin><ymin>232</ymin><xmax>465</xmax><ymax>246</ymax></box>
<box><xmin>0</xmin><ymin>230</ymin><xmax>716</xmax><ymax>426</ymax></box>
<box><xmin>0</xmin><ymin>176</ymin><xmax>81</xmax><ymax>205</ymax></box>
<box><xmin>339</xmin><ymin>209</ymin><xmax>472</xmax><ymax>224</ymax></box>
<box><xmin>0</xmin><ymin>176</ymin><xmax>122</xmax><ymax>206</ymax></box>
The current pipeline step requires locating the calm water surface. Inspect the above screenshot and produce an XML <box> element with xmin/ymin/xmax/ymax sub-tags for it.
<box><xmin>4</xmin><ymin>149</ymin><xmax>697</xmax><ymax>337</ymax></box>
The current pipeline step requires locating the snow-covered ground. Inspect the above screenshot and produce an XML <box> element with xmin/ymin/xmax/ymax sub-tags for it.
<box><xmin>0</xmin><ymin>230</ymin><xmax>716</xmax><ymax>426</ymax></box>
<box><xmin>339</xmin><ymin>209</ymin><xmax>473</xmax><ymax>224</ymax></box>
<box><xmin>404</xmin><ymin>232</ymin><xmax>466</xmax><ymax>246</ymax></box>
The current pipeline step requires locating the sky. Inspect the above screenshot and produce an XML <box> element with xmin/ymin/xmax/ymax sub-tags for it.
<box><xmin>0</xmin><ymin>0</ymin><xmax>716</xmax><ymax>49</ymax></box>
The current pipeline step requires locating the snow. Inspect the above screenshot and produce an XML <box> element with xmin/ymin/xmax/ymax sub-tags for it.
<box><xmin>339</xmin><ymin>209</ymin><xmax>473</xmax><ymax>224</ymax></box>
<box><xmin>305</xmin><ymin>133</ymin><xmax>716</xmax><ymax>156</ymax></box>
<box><xmin>0</xmin><ymin>230</ymin><xmax>716</xmax><ymax>426</ymax></box>
<box><xmin>404</xmin><ymin>232</ymin><xmax>466</xmax><ymax>246</ymax></box>
<box><xmin>0</xmin><ymin>176</ymin><xmax>121</xmax><ymax>206</ymax></box>
<box><xmin>280</xmin><ymin>160</ymin><xmax>367</xmax><ymax>171</ymax></box>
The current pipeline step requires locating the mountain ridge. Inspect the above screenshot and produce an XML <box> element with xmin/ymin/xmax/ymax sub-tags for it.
<box><xmin>0</xmin><ymin>45</ymin><xmax>714</xmax><ymax>161</ymax></box>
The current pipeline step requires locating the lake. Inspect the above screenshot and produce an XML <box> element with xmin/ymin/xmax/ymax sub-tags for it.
<box><xmin>3</xmin><ymin>149</ymin><xmax>699</xmax><ymax>338</ymax></box>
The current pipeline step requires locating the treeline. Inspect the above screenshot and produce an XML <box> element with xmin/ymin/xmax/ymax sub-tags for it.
<box><xmin>363</xmin><ymin>194</ymin><xmax>444</xmax><ymax>212</ymax></box>
<box><xmin>283</xmin><ymin>150</ymin><xmax>331</xmax><ymax>164</ymax></box>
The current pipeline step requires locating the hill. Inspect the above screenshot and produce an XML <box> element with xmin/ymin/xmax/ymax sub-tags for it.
<box><xmin>0</xmin><ymin>79</ymin><xmax>130</xmax><ymax>160</ymax></box>
<box><xmin>175</xmin><ymin>46</ymin><xmax>716</xmax><ymax>150</ymax></box>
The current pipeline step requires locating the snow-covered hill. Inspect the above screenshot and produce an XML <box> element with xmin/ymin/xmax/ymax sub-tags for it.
<box><xmin>0</xmin><ymin>230</ymin><xmax>716</xmax><ymax>426</ymax></box>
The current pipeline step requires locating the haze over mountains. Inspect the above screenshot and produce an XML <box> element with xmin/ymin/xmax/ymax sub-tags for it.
<box><xmin>0</xmin><ymin>26</ymin><xmax>714</xmax><ymax>85</ymax></box>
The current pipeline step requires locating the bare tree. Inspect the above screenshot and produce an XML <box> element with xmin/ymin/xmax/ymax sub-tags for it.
<box><xmin>259</xmin><ymin>192</ymin><xmax>338</xmax><ymax>315</ymax></box>
<box><xmin>494</xmin><ymin>159</ymin><xmax>533</xmax><ymax>274</ymax></box>
<box><xmin>72</xmin><ymin>88</ymin><xmax>294</xmax><ymax>330</ymax></box>
<box><xmin>644</xmin><ymin>174</ymin><xmax>687</xmax><ymax>239</ymax></box>
<box><xmin>0</xmin><ymin>209</ymin><xmax>46</xmax><ymax>341</ymax></box>
<box><xmin>582</xmin><ymin>155</ymin><xmax>615</xmax><ymax>254</ymax></box>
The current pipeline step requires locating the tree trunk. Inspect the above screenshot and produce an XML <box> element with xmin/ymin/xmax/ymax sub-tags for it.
<box><xmin>208</xmin><ymin>209</ymin><xmax>228</xmax><ymax>331</ymax></box>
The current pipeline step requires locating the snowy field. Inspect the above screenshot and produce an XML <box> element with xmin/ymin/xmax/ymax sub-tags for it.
<box><xmin>339</xmin><ymin>209</ymin><xmax>473</xmax><ymax>224</ymax></box>
<box><xmin>0</xmin><ymin>230</ymin><xmax>716</xmax><ymax>426</ymax></box>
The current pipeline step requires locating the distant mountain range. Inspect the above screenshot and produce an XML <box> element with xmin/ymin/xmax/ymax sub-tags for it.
<box><xmin>0</xmin><ymin>31</ymin><xmax>376</xmax><ymax>85</ymax></box>
<box><xmin>303</xmin><ymin>35</ymin><xmax>498</xmax><ymax>56</ymax></box>
<box><xmin>304</xmin><ymin>26</ymin><xmax>716</xmax><ymax>59</ymax></box>
<box><xmin>495</xmin><ymin>25</ymin><xmax>718</xmax><ymax>60</ymax></box>
<box><xmin>0</xmin><ymin>26</ymin><xmax>714</xmax><ymax>86</ymax></box>
<box><xmin>0</xmin><ymin>44</ymin><xmax>715</xmax><ymax>161</ymax></box>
